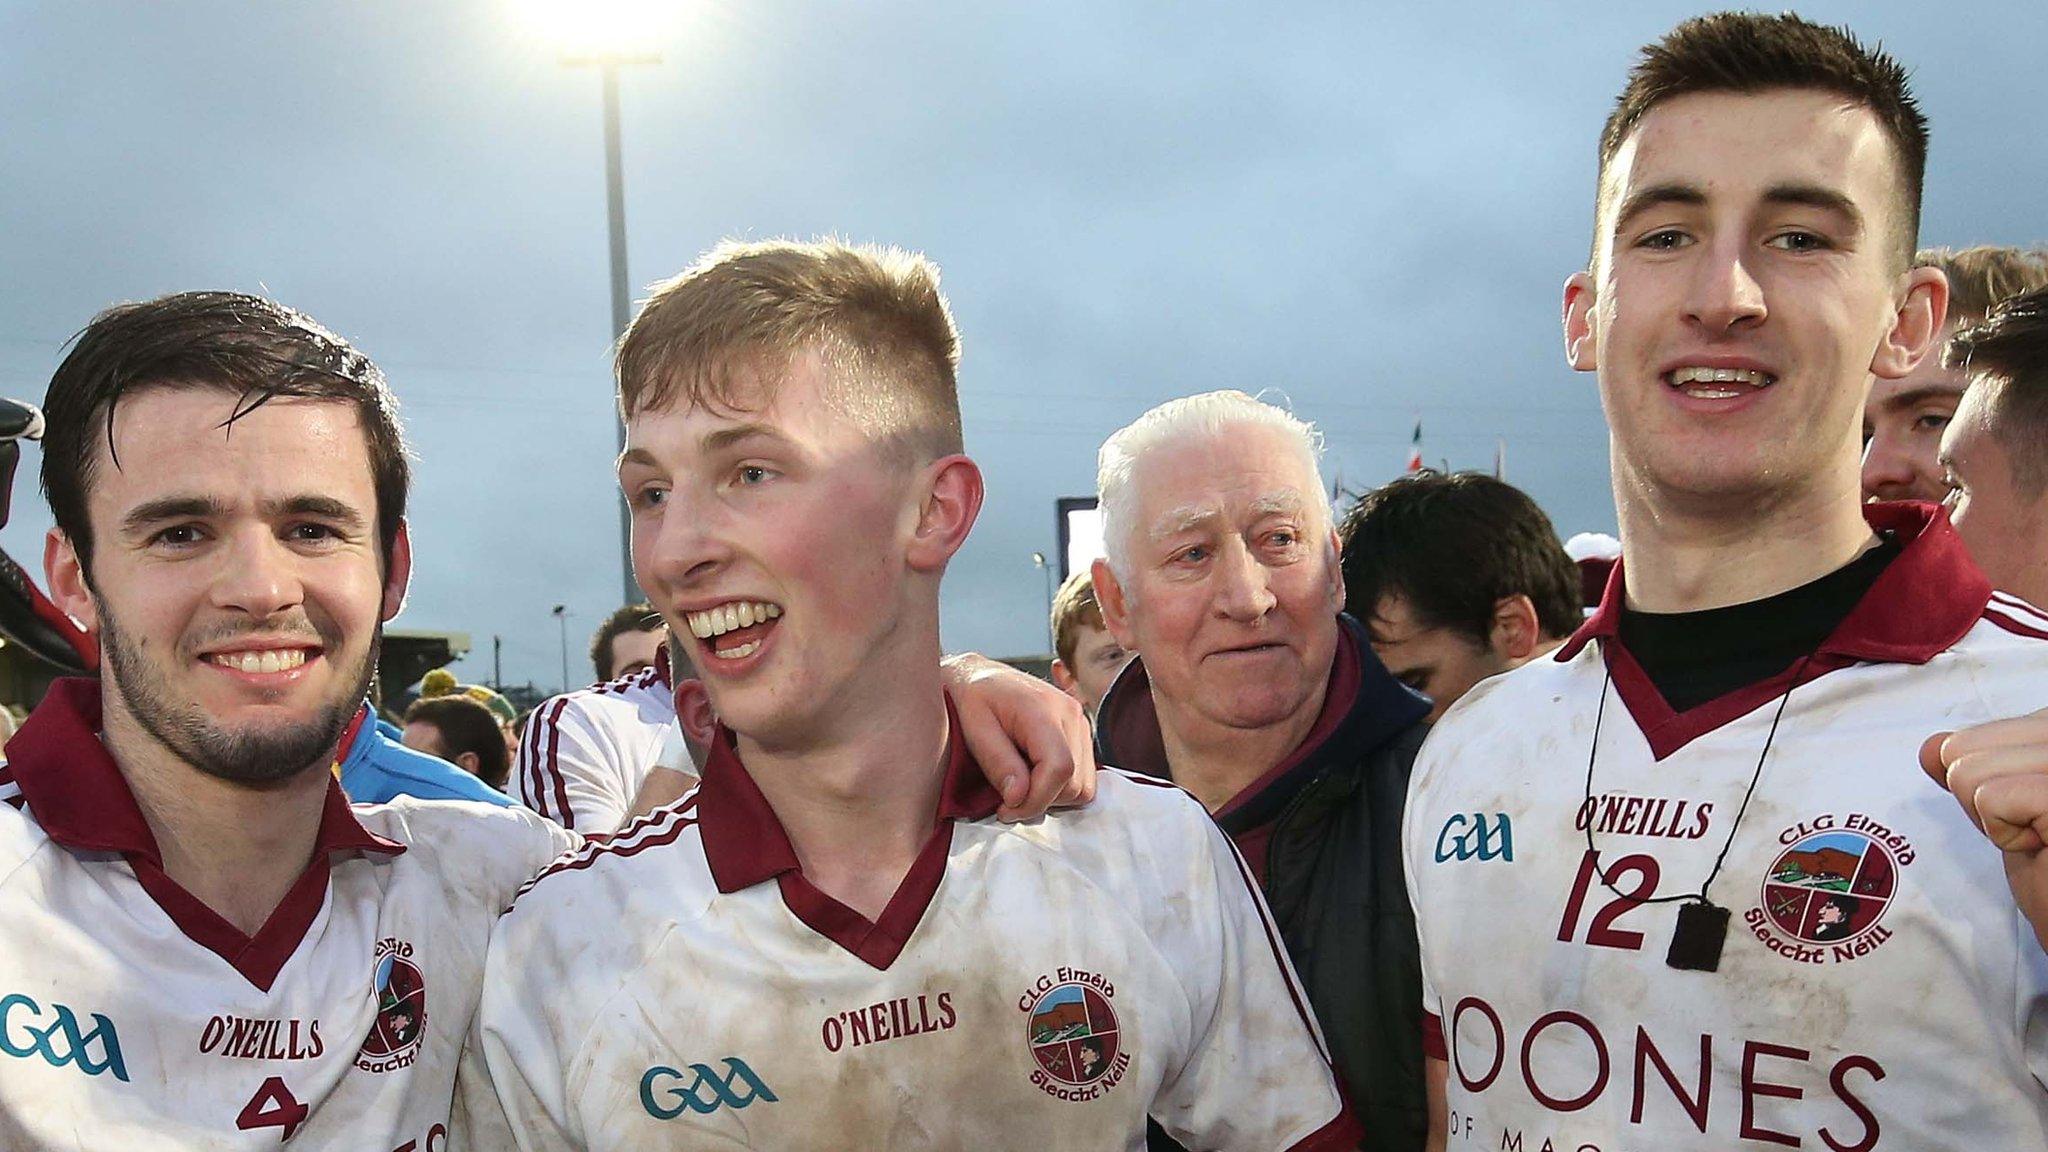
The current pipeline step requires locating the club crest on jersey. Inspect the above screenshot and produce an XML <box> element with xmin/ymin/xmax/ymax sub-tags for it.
<box><xmin>1018</xmin><ymin>968</ymin><xmax>1130</xmax><ymax>1103</ymax></box>
<box><xmin>1745</xmin><ymin>814</ymin><xmax>1914</xmax><ymax>966</ymax></box>
<box><xmin>355</xmin><ymin>937</ymin><xmax>427</xmax><ymax>1073</ymax></box>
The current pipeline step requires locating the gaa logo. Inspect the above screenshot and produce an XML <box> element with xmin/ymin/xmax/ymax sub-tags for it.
<box><xmin>639</xmin><ymin>1059</ymin><xmax>778</xmax><ymax>1117</ymax></box>
<box><xmin>355</xmin><ymin>938</ymin><xmax>427</xmax><ymax>1073</ymax></box>
<box><xmin>1433</xmin><ymin>813</ymin><xmax>1514</xmax><ymax>863</ymax></box>
<box><xmin>0</xmin><ymin>993</ymin><xmax>128</xmax><ymax>1081</ymax></box>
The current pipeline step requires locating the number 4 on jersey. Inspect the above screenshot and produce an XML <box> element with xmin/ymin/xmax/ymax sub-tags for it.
<box><xmin>236</xmin><ymin>1076</ymin><xmax>309</xmax><ymax>1142</ymax></box>
<box><xmin>1556</xmin><ymin>850</ymin><xmax>1660</xmax><ymax>950</ymax></box>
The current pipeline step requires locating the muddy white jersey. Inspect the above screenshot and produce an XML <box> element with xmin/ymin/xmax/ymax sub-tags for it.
<box><xmin>459</xmin><ymin>711</ymin><xmax>1360</xmax><ymax>1152</ymax></box>
<box><xmin>1405</xmin><ymin>506</ymin><xmax>2048</xmax><ymax>1152</ymax></box>
<box><xmin>0</xmin><ymin>678</ymin><xmax>575</xmax><ymax>1151</ymax></box>
<box><xmin>514</xmin><ymin>662</ymin><xmax>680</xmax><ymax>834</ymax></box>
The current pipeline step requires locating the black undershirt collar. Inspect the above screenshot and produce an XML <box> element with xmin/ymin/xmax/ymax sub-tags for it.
<box><xmin>1617</xmin><ymin>534</ymin><xmax>1903</xmax><ymax>713</ymax></box>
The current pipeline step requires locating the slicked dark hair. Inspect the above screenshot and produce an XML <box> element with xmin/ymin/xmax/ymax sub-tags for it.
<box><xmin>1948</xmin><ymin>288</ymin><xmax>2048</xmax><ymax>494</ymax></box>
<box><xmin>1339</xmin><ymin>472</ymin><xmax>1583</xmax><ymax>649</ymax></box>
<box><xmin>1596</xmin><ymin>12</ymin><xmax>1927</xmax><ymax>269</ymax></box>
<box><xmin>40</xmin><ymin>291</ymin><xmax>409</xmax><ymax>577</ymax></box>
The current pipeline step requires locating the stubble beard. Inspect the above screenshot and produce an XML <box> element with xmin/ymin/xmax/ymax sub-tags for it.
<box><xmin>97</xmin><ymin>601</ymin><xmax>376</xmax><ymax>786</ymax></box>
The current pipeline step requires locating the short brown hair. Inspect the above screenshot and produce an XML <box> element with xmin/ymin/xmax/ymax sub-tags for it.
<box><xmin>1919</xmin><ymin>246</ymin><xmax>2048</xmax><ymax>325</ymax></box>
<box><xmin>1948</xmin><ymin>287</ymin><xmax>2048</xmax><ymax>494</ymax></box>
<box><xmin>617</xmin><ymin>239</ymin><xmax>963</xmax><ymax>461</ymax></box>
<box><xmin>589</xmin><ymin>602</ymin><xmax>662</xmax><ymax>684</ymax></box>
<box><xmin>1051</xmin><ymin>569</ymin><xmax>1105</xmax><ymax>668</ymax></box>
<box><xmin>1596</xmin><ymin>13</ymin><xmax>1926</xmax><ymax>269</ymax></box>
<box><xmin>402</xmin><ymin>694</ymin><xmax>510</xmax><ymax>791</ymax></box>
<box><xmin>40</xmin><ymin>291</ymin><xmax>409</xmax><ymax>578</ymax></box>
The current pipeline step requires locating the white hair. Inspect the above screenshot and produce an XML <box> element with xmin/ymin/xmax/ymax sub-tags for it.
<box><xmin>1096</xmin><ymin>390</ymin><xmax>1331</xmax><ymax>580</ymax></box>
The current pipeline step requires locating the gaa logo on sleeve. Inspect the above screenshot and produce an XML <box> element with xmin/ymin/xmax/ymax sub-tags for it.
<box><xmin>355</xmin><ymin>937</ymin><xmax>427</xmax><ymax>1073</ymax></box>
<box><xmin>1744</xmin><ymin>814</ymin><xmax>1914</xmax><ymax>965</ymax></box>
<box><xmin>1017</xmin><ymin>967</ymin><xmax>1131</xmax><ymax>1103</ymax></box>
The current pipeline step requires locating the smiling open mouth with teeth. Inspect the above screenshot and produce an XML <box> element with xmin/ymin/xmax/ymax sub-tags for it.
<box><xmin>1667</xmin><ymin>365</ymin><xmax>1777</xmax><ymax>399</ymax></box>
<box><xmin>207</xmin><ymin>649</ymin><xmax>311</xmax><ymax>675</ymax></box>
<box><xmin>685</xmin><ymin>601</ymin><xmax>784</xmax><ymax>661</ymax></box>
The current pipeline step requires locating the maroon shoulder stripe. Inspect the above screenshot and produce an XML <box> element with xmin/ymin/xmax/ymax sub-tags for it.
<box><xmin>1219</xmin><ymin>822</ymin><xmax>1335</xmax><ymax>1069</ymax></box>
<box><xmin>1985</xmin><ymin>606</ymin><xmax>2048</xmax><ymax>643</ymax></box>
<box><xmin>540</xmin><ymin>697</ymin><xmax>574</xmax><ymax>828</ymax></box>
<box><xmin>512</xmin><ymin>801</ymin><xmax>699</xmax><ymax>906</ymax></box>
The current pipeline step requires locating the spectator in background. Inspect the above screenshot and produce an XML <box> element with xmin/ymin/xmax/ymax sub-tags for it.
<box><xmin>418</xmin><ymin>666</ymin><xmax>520</xmax><ymax>760</ymax></box>
<box><xmin>514</xmin><ymin>635</ymin><xmax>681</xmax><ymax>833</ymax></box>
<box><xmin>1863</xmin><ymin>245</ymin><xmax>2048</xmax><ymax>502</ymax></box>
<box><xmin>1339</xmin><ymin>471</ymin><xmax>1583</xmax><ymax>721</ymax></box>
<box><xmin>1048</xmin><ymin>569</ymin><xmax>1130</xmax><ymax>721</ymax></box>
<box><xmin>1090</xmin><ymin>391</ymin><xmax>1432</xmax><ymax>1151</ymax></box>
<box><xmin>403</xmin><ymin>693</ymin><xmax>511</xmax><ymax>790</ymax></box>
<box><xmin>1940</xmin><ymin>287</ymin><xmax>2048</xmax><ymax>607</ymax></box>
<box><xmin>588</xmin><ymin>602</ymin><xmax>662</xmax><ymax>682</ymax></box>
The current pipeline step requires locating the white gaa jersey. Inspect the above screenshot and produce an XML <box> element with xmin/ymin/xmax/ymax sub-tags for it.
<box><xmin>514</xmin><ymin>660</ymin><xmax>679</xmax><ymax>834</ymax></box>
<box><xmin>0</xmin><ymin>678</ymin><xmax>575</xmax><ymax>1151</ymax></box>
<box><xmin>459</xmin><ymin>712</ymin><xmax>1361</xmax><ymax>1151</ymax></box>
<box><xmin>1405</xmin><ymin>506</ymin><xmax>2048</xmax><ymax>1152</ymax></box>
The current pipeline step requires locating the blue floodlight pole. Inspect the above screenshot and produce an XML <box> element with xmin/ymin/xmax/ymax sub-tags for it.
<box><xmin>568</xmin><ymin>52</ymin><xmax>660</xmax><ymax>607</ymax></box>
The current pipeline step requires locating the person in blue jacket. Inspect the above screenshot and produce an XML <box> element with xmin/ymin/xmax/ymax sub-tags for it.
<box><xmin>335</xmin><ymin>702</ymin><xmax>513</xmax><ymax>806</ymax></box>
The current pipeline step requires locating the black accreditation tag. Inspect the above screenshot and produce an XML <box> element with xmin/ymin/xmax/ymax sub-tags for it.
<box><xmin>1666</xmin><ymin>901</ymin><xmax>1730</xmax><ymax>972</ymax></box>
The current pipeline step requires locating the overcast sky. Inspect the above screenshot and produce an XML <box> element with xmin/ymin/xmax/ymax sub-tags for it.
<box><xmin>3</xmin><ymin>0</ymin><xmax>2042</xmax><ymax>693</ymax></box>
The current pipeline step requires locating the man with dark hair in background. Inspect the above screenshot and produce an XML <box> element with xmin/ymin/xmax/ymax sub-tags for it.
<box><xmin>403</xmin><ymin>693</ymin><xmax>513</xmax><ymax>791</ymax></box>
<box><xmin>1939</xmin><ymin>287</ymin><xmax>2048</xmax><ymax>607</ymax></box>
<box><xmin>587</xmin><ymin>602</ymin><xmax>663</xmax><ymax>683</ymax></box>
<box><xmin>1338</xmin><ymin>472</ymin><xmax>1582</xmax><ymax>721</ymax></box>
<box><xmin>1862</xmin><ymin>245</ymin><xmax>2048</xmax><ymax>502</ymax></box>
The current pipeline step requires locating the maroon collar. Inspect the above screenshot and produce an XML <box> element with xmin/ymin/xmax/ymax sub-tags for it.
<box><xmin>697</xmin><ymin>693</ymin><xmax>1000</xmax><ymax>894</ymax></box>
<box><xmin>1554</xmin><ymin>503</ymin><xmax>1989</xmax><ymax>761</ymax></box>
<box><xmin>1558</xmin><ymin>502</ymin><xmax>1987</xmax><ymax>666</ymax></box>
<box><xmin>8</xmin><ymin>678</ymin><xmax>404</xmax><ymax>864</ymax></box>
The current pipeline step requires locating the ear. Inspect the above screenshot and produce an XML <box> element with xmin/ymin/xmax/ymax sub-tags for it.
<box><xmin>674</xmin><ymin>677</ymin><xmax>718</xmax><ymax>750</ymax></box>
<box><xmin>1050</xmin><ymin>659</ymin><xmax>1079</xmax><ymax>696</ymax></box>
<box><xmin>380</xmin><ymin>519</ymin><xmax>414</xmax><ymax>622</ymax></box>
<box><xmin>905</xmin><ymin>455</ymin><xmax>984</xmax><ymax>572</ymax></box>
<box><xmin>455</xmin><ymin>751</ymin><xmax>481</xmax><ymax>775</ymax></box>
<box><xmin>44</xmin><ymin>528</ymin><xmax>96</xmax><ymax>633</ymax></box>
<box><xmin>1324</xmin><ymin>528</ymin><xmax>1346</xmax><ymax>615</ymax></box>
<box><xmin>1872</xmin><ymin>264</ymin><xmax>1951</xmax><ymax>380</ymax></box>
<box><xmin>1489</xmin><ymin>594</ymin><xmax>1542</xmax><ymax>662</ymax></box>
<box><xmin>1092</xmin><ymin>558</ymin><xmax>1139</xmax><ymax>651</ymax></box>
<box><xmin>1563</xmin><ymin>270</ymin><xmax>1600</xmax><ymax>373</ymax></box>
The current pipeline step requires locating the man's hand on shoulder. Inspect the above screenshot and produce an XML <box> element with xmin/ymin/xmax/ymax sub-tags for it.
<box><xmin>1923</xmin><ymin>709</ymin><xmax>2048</xmax><ymax>951</ymax></box>
<box><xmin>942</xmin><ymin>652</ymin><xmax>1098</xmax><ymax>822</ymax></box>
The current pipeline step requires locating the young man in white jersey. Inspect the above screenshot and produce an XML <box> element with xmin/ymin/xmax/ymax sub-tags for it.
<box><xmin>0</xmin><ymin>291</ymin><xmax>578</xmax><ymax>1150</ymax></box>
<box><xmin>458</xmin><ymin>240</ymin><xmax>1358</xmax><ymax>1151</ymax></box>
<box><xmin>514</xmin><ymin>637</ymin><xmax>689</xmax><ymax>832</ymax></box>
<box><xmin>1406</xmin><ymin>13</ymin><xmax>2048</xmax><ymax>1151</ymax></box>
<box><xmin>0</xmin><ymin>291</ymin><xmax>1087</xmax><ymax>1150</ymax></box>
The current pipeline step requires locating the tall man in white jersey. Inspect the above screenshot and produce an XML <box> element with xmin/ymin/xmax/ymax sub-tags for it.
<box><xmin>0</xmin><ymin>292</ymin><xmax>578</xmax><ymax>1150</ymax></box>
<box><xmin>1406</xmin><ymin>14</ymin><xmax>2048</xmax><ymax>1151</ymax></box>
<box><xmin>458</xmin><ymin>239</ymin><xmax>1358</xmax><ymax>1151</ymax></box>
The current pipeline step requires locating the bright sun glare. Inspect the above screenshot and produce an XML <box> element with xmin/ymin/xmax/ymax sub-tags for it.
<box><xmin>512</xmin><ymin>0</ymin><xmax>686</xmax><ymax>58</ymax></box>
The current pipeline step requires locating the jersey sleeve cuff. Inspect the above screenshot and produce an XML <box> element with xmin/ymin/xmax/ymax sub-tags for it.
<box><xmin>1422</xmin><ymin>1010</ymin><xmax>1447</xmax><ymax>1061</ymax></box>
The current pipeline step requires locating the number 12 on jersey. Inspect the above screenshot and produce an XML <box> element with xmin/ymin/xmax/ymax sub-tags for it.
<box><xmin>1556</xmin><ymin>850</ymin><xmax>1660</xmax><ymax>951</ymax></box>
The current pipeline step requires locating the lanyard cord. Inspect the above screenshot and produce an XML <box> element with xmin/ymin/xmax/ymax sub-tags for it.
<box><xmin>1582</xmin><ymin>647</ymin><xmax>1815</xmax><ymax>907</ymax></box>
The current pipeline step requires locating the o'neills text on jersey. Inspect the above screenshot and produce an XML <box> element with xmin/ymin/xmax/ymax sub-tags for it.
<box><xmin>1575</xmin><ymin>793</ymin><xmax>1714</xmax><ymax>840</ymax></box>
<box><xmin>199</xmin><ymin>1015</ymin><xmax>324</xmax><ymax>1061</ymax></box>
<box><xmin>820</xmin><ymin>993</ymin><xmax>957</xmax><ymax>1052</ymax></box>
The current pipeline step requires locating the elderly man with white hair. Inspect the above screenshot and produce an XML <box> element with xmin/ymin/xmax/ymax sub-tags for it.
<box><xmin>1090</xmin><ymin>390</ymin><xmax>1434</xmax><ymax>1152</ymax></box>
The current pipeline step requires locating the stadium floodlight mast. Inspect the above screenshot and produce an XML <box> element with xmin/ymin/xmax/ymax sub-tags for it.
<box><xmin>518</xmin><ymin>0</ymin><xmax>675</xmax><ymax>606</ymax></box>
